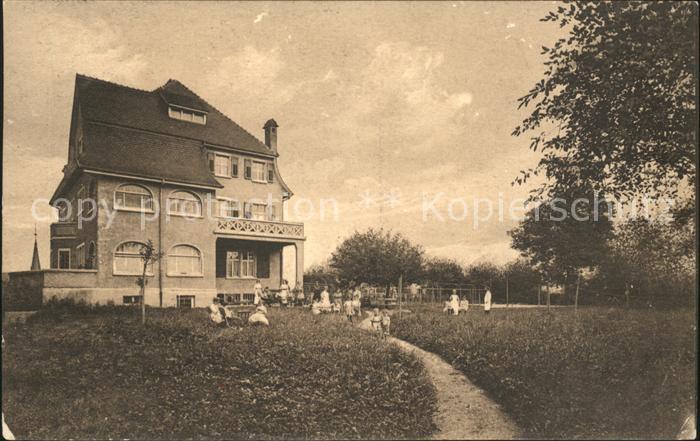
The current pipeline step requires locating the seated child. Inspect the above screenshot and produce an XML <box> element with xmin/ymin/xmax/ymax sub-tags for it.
<box><xmin>443</xmin><ymin>300</ymin><xmax>454</xmax><ymax>315</ymax></box>
<box><xmin>381</xmin><ymin>309</ymin><xmax>391</xmax><ymax>338</ymax></box>
<box><xmin>343</xmin><ymin>298</ymin><xmax>355</xmax><ymax>322</ymax></box>
<box><xmin>370</xmin><ymin>308</ymin><xmax>382</xmax><ymax>334</ymax></box>
<box><xmin>248</xmin><ymin>305</ymin><xmax>270</xmax><ymax>326</ymax></box>
<box><xmin>459</xmin><ymin>298</ymin><xmax>470</xmax><ymax>312</ymax></box>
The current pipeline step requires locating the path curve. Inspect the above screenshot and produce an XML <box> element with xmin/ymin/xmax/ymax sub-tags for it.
<box><xmin>359</xmin><ymin>318</ymin><xmax>520</xmax><ymax>440</ymax></box>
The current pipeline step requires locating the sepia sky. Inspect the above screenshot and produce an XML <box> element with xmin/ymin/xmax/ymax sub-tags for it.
<box><xmin>3</xmin><ymin>1</ymin><xmax>566</xmax><ymax>272</ymax></box>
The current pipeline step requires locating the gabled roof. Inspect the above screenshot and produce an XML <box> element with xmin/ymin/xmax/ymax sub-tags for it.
<box><xmin>80</xmin><ymin>122</ymin><xmax>222</xmax><ymax>188</ymax></box>
<box><xmin>76</xmin><ymin>74</ymin><xmax>275</xmax><ymax>156</ymax></box>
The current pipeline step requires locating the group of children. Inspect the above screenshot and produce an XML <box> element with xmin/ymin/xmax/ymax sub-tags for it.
<box><xmin>369</xmin><ymin>308</ymin><xmax>391</xmax><ymax>338</ymax></box>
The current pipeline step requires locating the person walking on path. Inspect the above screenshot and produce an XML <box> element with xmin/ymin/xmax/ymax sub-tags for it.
<box><xmin>483</xmin><ymin>286</ymin><xmax>492</xmax><ymax>314</ymax></box>
<box><xmin>449</xmin><ymin>289</ymin><xmax>460</xmax><ymax>316</ymax></box>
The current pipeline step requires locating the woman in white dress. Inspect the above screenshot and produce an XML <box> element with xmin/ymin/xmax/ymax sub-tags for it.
<box><xmin>319</xmin><ymin>286</ymin><xmax>332</xmax><ymax>311</ymax></box>
<box><xmin>253</xmin><ymin>279</ymin><xmax>263</xmax><ymax>306</ymax></box>
<box><xmin>278</xmin><ymin>279</ymin><xmax>290</xmax><ymax>307</ymax></box>
<box><xmin>449</xmin><ymin>289</ymin><xmax>460</xmax><ymax>316</ymax></box>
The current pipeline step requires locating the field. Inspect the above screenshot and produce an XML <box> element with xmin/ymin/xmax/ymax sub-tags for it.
<box><xmin>392</xmin><ymin>305</ymin><xmax>696</xmax><ymax>439</ymax></box>
<box><xmin>2</xmin><ymin>303</ymin><xmax>437</xmax><ymax>440</ymax></box>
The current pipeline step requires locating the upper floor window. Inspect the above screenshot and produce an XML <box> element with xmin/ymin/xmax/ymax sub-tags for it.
<box><xmin>113</xmin><ymin>241</ymin><xmax>152</xmax><ymax>276</ymax></box>
<box><xmin>169</xmin><ymin>106</ymin><xmax>206</xmax><ymax>125</ymax></box>
<box><xmin>252</xmin><ymin>161</ymin><xmax>266</xmax><ymax>182</ymax></box>
<box><xmin>56</xmin><ymin>201</ymin><xmax>70</xmax><ymax>222</ymax></box>
<box><xmin>167</xmin><ymin>191</ymin><xmax>202</xmax><ymax>217</ymax></box>
<box><xmin>114</xmin><ymin>184</ymin><xmax>154</xmax><ymax>212</ymax></box>
<box><xmin>167</xmin><ymin>244</ymin><xmax>202</xmax><ymax>277</ymax></box>
<box><xmin>244</xmin><ymin>159</ymin><xmax>273</xmax><ymax>183</ymax></box>
<box><xmin>217</xmin><ymin>199</ymin><xmax>240</xmax><ymax>218</ymax></box>
<box><xmin>208</xmin><ymin>152</ymin><xmax>239</xmax><ymax>178</ymax></box>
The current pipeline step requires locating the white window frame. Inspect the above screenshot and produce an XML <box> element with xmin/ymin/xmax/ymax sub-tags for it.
<box><xmin>76</xmin><ymin>242</ymin><xmax>85</xmax><ymax>269</ymax></box>
<box><xmin>168</xmin><ymin>106</ymin><xmax>207</xmax><ymax>125</ymax></box>
<box><xmin>213</xmin><ymin>153</ymin><xmax>231</xmax><ymax>178</ymax></box>
<box><xmin>226</xmin><ymin>250</ymin><xmax>256</xmax><ymax>279</ymax></box>
<box><xmin>123</xmin><ymin>295</ymin><xmax>143</xmax><ymax>305</ymax></box>
<box><xmin>113</xmin><ymin>241</ymin><xmax>153</xmax><ymax>276</ymax></box>
<box><xmin>251</xmin><ymin>161</ymin><xmax>267</xmax><ymax>183</ymax></box>
<box><xmin>176</xmin><ymin>295</ymin><xmax>196</xmax><ymax>308</ymax></box>
<box><xmin>167</xmin><ymin>190</ymin><xmax>203</xmax><ymax>217</ymax></box>
<box><xmin>167</xmin><ymin>244</ymin><xmax>203</xmax><ymax>277</ymax></box>
<box><xmin>217</xmin><ymin>198</ymin><xmax>240</xmax><ymax>219</ymax></box>
<box><xmin>250</xmin><ymin>203</ymin><xmax>267</xmax><ymax>221</ymax></box>
<box><xmin>57</xmin><ymin>248</ymin><xmax>71</xmax><ymax>269</ymax></box>
<box><xmin>114</xmin><ymin>184</ymin><xmax>155</xmax><ymax>213</ymax></box>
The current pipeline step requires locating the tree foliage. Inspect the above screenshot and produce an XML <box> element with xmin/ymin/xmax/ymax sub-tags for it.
<box><xmin>513</xmin><ymin>1</ymin><xmax>697</xmax><ymax>201</ymax></box>
<box><xmin>509</xmin><ymin>193</ymin><xmax>613</xmax><ymax>285</ymax></box>
<box><xmin>329</xmin><ymin>228</ymin><xmax>424</xmax><ymax>290</ymax></box>
<box><xmin>421</xmin><ymin>257</ymin><xmax>467</xmax><ymax>287</ymax></box>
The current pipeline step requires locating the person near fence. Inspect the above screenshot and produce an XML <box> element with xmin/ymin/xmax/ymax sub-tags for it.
<box><xmin>261</xmin><ymin>287</ymin><xmax>272</xmax><ymax>306</ymax></box>
<box><xmin>483</xmin><ymin>286</ymin><xmax>492</xmax><ymax>314</ymax></box>
<box><xmin>449</xmin><ymin>289</ymin><xmax>460</xmax><ymax>316</ymax></box>
<box><xmin>459</xmin><ymin>296</ymin><xmax>470</xmax><ymax>312</ymax></box>
<box><xmin>332</xmin><ymin>287</ymin><xmax>343</xmax><ymax>313</ymax></box>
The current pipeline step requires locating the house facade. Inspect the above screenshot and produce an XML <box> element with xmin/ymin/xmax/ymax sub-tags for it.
<box><xmin>38</xmin><ymin>74</ymin><xmax>304</xmax><ymax>308</ymax></box>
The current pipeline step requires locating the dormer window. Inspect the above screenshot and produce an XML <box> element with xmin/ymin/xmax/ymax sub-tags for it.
<box><xmin>168</xmin><ymin>106</ymin><xmax>206</xmax><ymax>125</ymax></box>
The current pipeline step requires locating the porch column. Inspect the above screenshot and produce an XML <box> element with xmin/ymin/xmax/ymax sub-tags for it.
<box><xmin>294</xmin><ymin>242</ymin><xmax>304</xmax><ymax>290</ymax></box>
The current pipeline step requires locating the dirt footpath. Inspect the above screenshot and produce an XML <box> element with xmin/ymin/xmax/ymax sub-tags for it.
<box><xmin>360</xmin><ymin>318</ymin><xmax>520</xmax><ymax>440</ymax></box>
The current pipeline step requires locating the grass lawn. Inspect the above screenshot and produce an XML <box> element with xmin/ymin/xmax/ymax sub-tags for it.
<box><xmin>2</xmin><ymin>304</ymin><xmax>437</xmax><ymax>440</ymax></box>
<box><xmin>392</xmin><ymin>305</ymin><xmax>696</xmax><ymax>439</ymax></box>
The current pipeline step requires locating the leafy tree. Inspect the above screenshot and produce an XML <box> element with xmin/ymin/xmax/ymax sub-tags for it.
<box><xmin>509</xmin><ymin>193</ymin><xmax>613</xmax><ymax>303</ymax></box>
<box><xmin>598</xmin><ymin>217</ymin><xmax>695</xmax><ymax>307</ymax></box>
<box><xmin>421</xmin><ymin>257</ymin><xmax>467</xmax><ymax>287</ymax></box>
<box><xmin>513</xmin><ymin>1</ymin><xmax>697</xmax><ymax>202</ymax></box>
<box><xmin>503</xmin><ymin>259</ymin><xmax>542</xmax><ymax>304</ymax></box>
<box><xmin>330</xmin><ymin>228</ymin><xmax>423</xmax><ymax>294</ymax></box>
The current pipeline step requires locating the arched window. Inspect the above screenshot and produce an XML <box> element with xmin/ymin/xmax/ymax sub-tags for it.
<box><xmin>114</xmin><ymin>184</ymin><xmax>154</xmax><ymax>211</ymax></box>
<box><xmin>168</xmin><ymin>244</ymin><xmax>202</xmax><ymax>276</ymax></box>
<box><xmin>114</xmin><ymin>241</ymin><xmax>151</xmax><ymax>276</ymax></box>
<box><xmin>167</xmin><ymin>191</ymin><xmax>202</xmax><ymax>216</ymax></box>
<box><xmin>86</xmin><ymin>241</ymin><xmax>97</xmax><ymax>269</ymax></box>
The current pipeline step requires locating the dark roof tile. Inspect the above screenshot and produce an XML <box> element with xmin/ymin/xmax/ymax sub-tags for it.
<box><xmin>76</xmin><ymin>74</ymin><xmax>275</xmax><ymax>156</ymax></box>
<box><xmin>80</xmin><ymin>122</ymin><xmax>223</xmax><ymax>188</ymax></box>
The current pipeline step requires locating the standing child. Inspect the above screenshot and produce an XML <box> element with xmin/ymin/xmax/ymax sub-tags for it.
<box><xmin>344</xmin><ymin>297</ymin><xmax>355</xmax><ymax>322</ymax></box>
<box><xmin>381</xmin><ymin>309</ymin><xmax>391</xmax><ymax>339</ymax></box>
<box><xmin>332</xmin><ymin>288</ymin><xmax>343</xmax><ymax>313</ymax></box>
<box><xmin>370</xmin><ymin>308</ymin><xmax>382</xmax><ymax>334</ymax></box>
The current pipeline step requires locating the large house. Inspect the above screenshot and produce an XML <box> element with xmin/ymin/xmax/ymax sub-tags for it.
<box><xmin>10</xmin><ymin>74</ymin><xmax>304</xmax><ymax>309</ymax></box>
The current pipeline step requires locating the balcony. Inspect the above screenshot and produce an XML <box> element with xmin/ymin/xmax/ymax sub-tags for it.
<box><xmin>51</xmin><ymin>222</ymin><xmax>77</xmax><ymax>238</ymax></box>
<box><xmin>215</xmin><ymin>218</ymin><xmax>304</xmax><ymax>241</ymax></box>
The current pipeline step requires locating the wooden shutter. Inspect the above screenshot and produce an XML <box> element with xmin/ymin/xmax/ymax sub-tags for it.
<box><xmin>207</xmin><ymin>152</ymin><xmax>215</xmax><ymax>173</ymax></box>
<box><xmin>267</xmin><ymin>163</ymin><xmax>274</xmax><ymax>183</ymax></box>
<box><xmin>231</xmin><ymin>157</ymin><xmax>239</xmax><ymax>178</ymax></box>
<box><xmin>244</xmin><ymin>159</ymin><xmax>252</xmax><ymax>179</ymax></box>
<box><xmin>256</xmin><ymin>250</ymin><xmax>270</xmax><ymax>278</ymax></box>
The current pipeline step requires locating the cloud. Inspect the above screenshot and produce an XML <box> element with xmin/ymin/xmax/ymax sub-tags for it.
<box><xmin>253</xmin><ymin>11</ymin><xmax>268</xmax><ymax>24</ymax></box>
<box><xmin>506</xmin><ymin>22</ymin><xmax>516</xmax><ymax>28</ymax></box>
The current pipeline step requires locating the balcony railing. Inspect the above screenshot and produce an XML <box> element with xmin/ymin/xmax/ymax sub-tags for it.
<box><xmin>51</xmin><ymin>222</ymin><xmax>77</xmax><ymax>238</ymax></box>
<box><xmin>215</xmin><ymin>218</ymin><xmax>304</xmax><ymax>240</ymax></box>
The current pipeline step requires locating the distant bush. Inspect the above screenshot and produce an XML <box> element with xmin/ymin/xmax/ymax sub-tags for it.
<box><xmin>3</xmin><ymin>308</ymin><xmax>437</xmax><ymax>440</ymax></box>
<box><xmin>393</xmin><ymin>306</ymin><xmax>695</xmax><ymax>439</ymax></box>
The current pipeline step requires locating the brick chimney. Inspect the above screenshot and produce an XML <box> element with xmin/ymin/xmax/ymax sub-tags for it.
<box><xmin>263</xmin><ymin>119</ymin><xmax>278</xmax><ymax>152</ymax></box>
